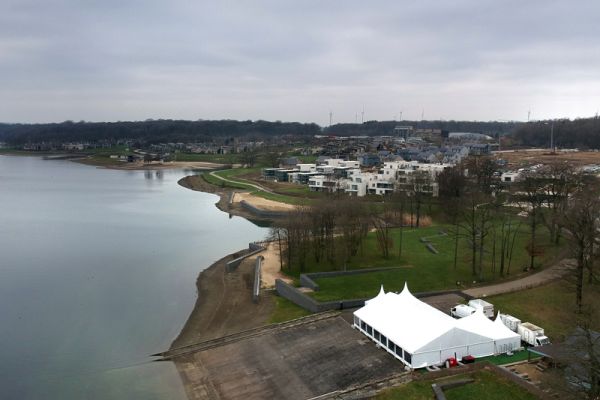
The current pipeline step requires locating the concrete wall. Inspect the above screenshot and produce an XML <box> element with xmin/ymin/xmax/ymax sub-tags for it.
<box><xmin>275</xmin><ymin>279</ymin><xmax>368</xmax><ymax>313</ymax></box>
<box><xmin>226</xmin><ymin>242</ymin><xmax>266</xmax><ymax>272</ymax></box>
<box><xmin>300</xmin><ymin>267</ymin><xmax>408</xmax><ymax>291</ymax></box>
<box><xmin>277</xmin><ymin>276</ymin><xmax>469</xmax><ymax>313</ymax></box>
<box><xmin>253</xmin><ymin>256</ymin><xmax>262</xmax><ymax>303</ymax></box>
<box><xmin>240</xmin><ymin>200</ymin><xmax>289</xmax><ymax>219</ymax></box>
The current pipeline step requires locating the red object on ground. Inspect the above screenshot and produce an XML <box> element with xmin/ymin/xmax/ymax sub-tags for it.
<box><xmin>461</xmin><ymin>355</ymin><xmax>475</xmax><ymax>364</ymax></box>
<box><xmin>445</xmin><ymin>357</ymin><xmax>458</xmax><ymax>368</ymax></box>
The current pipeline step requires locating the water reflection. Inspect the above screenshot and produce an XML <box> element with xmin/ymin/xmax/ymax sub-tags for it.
<box><xmin>0</xmin><ymin>156</ymin><xmax>266</xmax><ymax>400</ymax></box>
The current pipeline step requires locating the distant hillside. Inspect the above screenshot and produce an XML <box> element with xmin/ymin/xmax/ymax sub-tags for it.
<box><xmin>513</xmin><ymin>117</ymin><xmax>600</xmax><ymax>149</ymax></box>
<box><xmin>0</xmin><ymin>120</ymin><xmax>321</xmax><ymax>144</ymax></box>
<box><xmin>0</xmin><ymin>118</ymin><xmax>536</xmax><ymax>145</ymax></box>
<box><xmin>324</xmin><ymin>120</ymin><xmax>521</xmax><ymax>137</ymax></box>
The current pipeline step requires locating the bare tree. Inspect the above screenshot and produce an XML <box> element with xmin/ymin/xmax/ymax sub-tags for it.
<box><xmin>370</xmin><ymin>203</ymin><xmax>393</xmax><ymax>259</ymax></box>
<box><xmin>338</xmin><ymin>197</ymin><xmax>369</xmax><ymax>269</ymax></box>
<box><xmin>268</xmin><ymin>226</ymin><xmax>286</xmax><ymax>272</ymax></box>
<box><xmin>561</xmin><ymin>186</ymin><xmax>600</xmax><ymax>312</ymax></box>
<box><xmin>516</xmin><ymin>173</ymin><xmax>547</xmax><ymax>271</ymax></box>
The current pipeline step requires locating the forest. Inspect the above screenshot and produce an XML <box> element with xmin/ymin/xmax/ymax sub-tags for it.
<box><xmin>512</xmin><ymin>117</ymin><xmax>600</xmax><ymax>149</ymax></box>
<box><xmin>0</xmin><ymin>119</ymin><xmax>321</xmax><ymax>144</ymax></box>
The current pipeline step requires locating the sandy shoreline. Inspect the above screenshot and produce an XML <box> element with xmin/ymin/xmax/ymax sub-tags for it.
<box><xmin>76</xmin><ymin>158</ymin><xmax>226</xmax><ymax>171</ymax></box>
<box><xmin>169</xmin><ymin>247</ymin><xmax>275</xmax><ymax>350</ymax></box>
<box><xmin>177</xmin><ymin>174</ymin><xmax>293</xmax><ymax>222</ymax></box>
<box><xmin>169</xmin><ymin>177</ymin><xmax>295</xmax><ymax>352</ymax></box>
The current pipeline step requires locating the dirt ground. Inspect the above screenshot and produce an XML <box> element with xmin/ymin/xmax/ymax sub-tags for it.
<box><xmin>233</xmin><ymin>192</ymin><xmax>296</xmax><ymax>212</ymax></box>
<box><xmin>509</xmin><ymin>361</ymin><xmax>571</xmax><ymax>398</ymax></box>
<box><xmin>495</xmin><ymin>149</ymin><xmax>600</xmax><ymax>168</ymax></box>
<box><xmin>260</xmin><ymin>242</ymin><xmax>293</xmax><ymax>288</ymax></box>
<box><xmin>170</xmin><ymin>251</ymin><xmax>275</xmax><ymax>349</ymax></box>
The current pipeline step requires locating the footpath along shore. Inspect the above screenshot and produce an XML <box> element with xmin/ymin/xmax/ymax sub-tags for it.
<box><xmin>170</xmin><ymin>175</ymin><xmax>294</xmax><ymax>350</ymax></box>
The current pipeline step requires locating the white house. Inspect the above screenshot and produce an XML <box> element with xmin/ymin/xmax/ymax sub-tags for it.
<box><xmin>500</xmin><ymin>172</ymin><xmax>522</xmax><ymax>183</ymax></box>
<box><xmin>353</xmin><ymin>284</ymin><xmax>521</xmax><ymax>369</ymax></box>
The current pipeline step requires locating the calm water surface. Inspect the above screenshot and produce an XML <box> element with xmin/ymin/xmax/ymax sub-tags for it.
<box><xmin>0</xmin><ymin>155</ymin><xmax>266</xmax><ymax>399</ymax></box>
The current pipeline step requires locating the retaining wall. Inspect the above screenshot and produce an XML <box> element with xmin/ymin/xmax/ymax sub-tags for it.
<box><xmin>277</xmin><ymin>276</ymin><xmax>469</xmax><ymax>313</ymax></box>
<box><xmin>253</xmin><ymin>256</ymin><xmax>262</xmax><ymax>303</ymax></box>
<box><xmin>275</xmin><ymin>279</ymin><xmax>369</xmax><ymax>312</ymax></box>
<box><xmin>226</xmin><ymin>242</ymin><xmax>266</xmax><ymax>272</ymax></box>
<box><xmin>240</xmin><ymin>200</ymin><xmax>289</xmax><ymax>219</ymax></box>
<box><xmin>300</xmin><ymin>267</ymin><xmax>408</xmax><ymax>291</ymax></box>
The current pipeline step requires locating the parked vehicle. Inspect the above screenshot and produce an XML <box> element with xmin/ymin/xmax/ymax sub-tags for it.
<box><xmin>518</xmin><ymin>322</ymin><xmax>551</xmax><ymax>346</ymax></box>
<box><xmin>499</xmin><ymin>313</ymin><xmax>521</xmax><ymax>332</ymax></box>
<box><xmin>450</xmin><ymin>304</ymin><xmax>476</xmax><ymax>318</ymax></box>
<box><xmin>468</xmin><ymin>299</ymin><xmax>494</xmax><ymax>318</ymax></box>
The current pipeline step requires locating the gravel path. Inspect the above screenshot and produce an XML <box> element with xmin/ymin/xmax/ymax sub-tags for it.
<box><xmin>463</xmin><ymin>258</ymin><xmax>575</xmax><ymax>298</ymax></box>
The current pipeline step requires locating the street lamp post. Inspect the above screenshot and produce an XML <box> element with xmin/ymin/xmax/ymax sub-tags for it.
<box><xmin>550</xmin><ymin>120</ymin><xmax>554</xmax><ymax>153</ymax></box>
<box><xmin>544</xmin><ymin>120</ymin><xmax>555</xmax><ymax>153</ymax></box>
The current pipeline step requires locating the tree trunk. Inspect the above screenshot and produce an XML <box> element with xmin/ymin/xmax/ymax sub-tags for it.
<box><xmin>453</xmin><ymin>221</ymin><xmax>459</xmax><ymax>270</ymax></box>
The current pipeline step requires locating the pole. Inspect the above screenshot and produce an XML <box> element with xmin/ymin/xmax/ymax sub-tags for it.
<box><xmin>550</xmin><ymin>120</ymin><xmax>554</xmax><ymax>152</ymax></box>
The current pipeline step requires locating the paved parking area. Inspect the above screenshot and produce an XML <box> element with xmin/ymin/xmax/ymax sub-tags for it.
<box><xmin>173</xmin><ymin>315</ymin><xmax>403</xmax><ymax>400</ymax></box>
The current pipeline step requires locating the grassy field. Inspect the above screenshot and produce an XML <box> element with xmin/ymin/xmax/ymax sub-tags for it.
<box><xmin>269</xmin><ymin>296</ymin><xmax>312</xmax><ymax>323</ymax></box>
<box><xmin>376</xmin><ymin>369</ymin><xmax>537</xmax><ymax>400</ymax></box>
<box><xmin>201</xmin><ymin>169</ymin><xmax>313</xmax><ymax>205</ymax></box>
<box><xmin>301</xmin><ymin>224</ymin><xmax>564</xmax><ymax>301</ymax></box>
<box><xmin>173</xmin><ymin>152</ymin><xmax>239</xmax><ymax>164</ymax></box>
<box><xmin>489</xmin><ymin>281</ymin><xmax>600</xmax><ymax>341</ymax></box>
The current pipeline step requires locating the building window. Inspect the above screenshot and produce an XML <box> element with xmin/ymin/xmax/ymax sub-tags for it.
<box><xmin>374</xmin><ymin>330</ymin><xmax>380</xmax><ymax>341</ymax></box>
<box><xmin>361</xmin><ymin>321</ymin><xmax>366</xmax><ymax>331</ymax></box>
<box><xmin>366</xmin><ymin>325</ymin><xmax>372</xmax><ymax>335</ymax></box>
<box><xmin>405</xmin><ymin>352</ymin><xmax>412</xmax><ymax>364</ymax></box>
<box><xmin>395</xmin><ymin>345</ymin><xmax>403</xmax><ymax>358</ymax></box>
<box><xmin>354</xmin><ymin>316</ymin><xmax>359</xmax><ymax>326</ymax></box>
<box><xmin>380</xmin><ymin>335</ymin><xmax>388</xmax><ymax>347</ymax></box>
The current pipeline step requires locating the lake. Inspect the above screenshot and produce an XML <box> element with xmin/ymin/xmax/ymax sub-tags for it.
<box><xmin>0</xmin><ymin>155</ymin><xmax>266</xmax><ymax>399</ymax></box>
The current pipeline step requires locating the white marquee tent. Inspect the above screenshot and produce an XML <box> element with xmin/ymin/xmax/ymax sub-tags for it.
<box><xmin>353</xmin><ymin>284</ymin><xmax>521</xmax><ymax>369</ymax></box>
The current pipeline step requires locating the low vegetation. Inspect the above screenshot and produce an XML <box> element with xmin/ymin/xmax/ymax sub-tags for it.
<box><xmin>490</xmin><ymin>281</ymin><xmax>600</xmax><ymax>341</ymax></box>
<box><xmin>269</xmin><ymin>296</ymin><xmax>311</xmax><ymax>323</ymax></box>
<box><xmin>307</xmin><ymin>224</ymin><xmax>563</xmax><ymax>301</ymax></box>
<box><xmin>376</xmin><ymin>369</ymin><xmax>537</xmax><ymax>400</ymax></box>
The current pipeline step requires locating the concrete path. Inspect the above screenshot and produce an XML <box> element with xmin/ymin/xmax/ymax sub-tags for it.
<box><xmin>209</xmin><ymin>170</ymin><xmax>276</xmax><ymax>194</ymax></box>
<box><xmin>463</xmin><ymin>258</ymin><xmax>575</xmax><ymax>298</ymax></box>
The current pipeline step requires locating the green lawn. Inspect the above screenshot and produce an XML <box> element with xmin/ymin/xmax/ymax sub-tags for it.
<box><xmin>489</xmin><ymin>281</ymin><xmax>600</xmax><ymax>341</ymax></box>
<box><xmin>304</xmin><ymin>223</ymin><xmax>564</xmax><ymax>302</ymax></box>
<box><xmin>475</xmin><ymin>350</ymin><xmax>538</xmax><ymax>366</ymax></box>
<box><xmin>376</xmin><ymin>369</ymin><xmax>536</xmax><ymax>400</ymax></box>
<box><xmin>201</xmin><ymin>169</ymin><xmax>312</xmax><ymax>206</ymax></box>
<box><xmin>202</xmin><ymin>172</ymin><xmax>253</xmax><ymax>190</ymax></box>
<box><xmin>173</xmin><ymin>152</ymin><xmax>239</xmax><ymax>164</ymax></box>
<box><xmin>252</xmin><ymin>190</ymin><xmax>309</xmax><ymax>206</ymax></box>
<box><xmin>269</xmin><ymin>296</ymin><xmax>311</xmax><ymax>323</ymax></box>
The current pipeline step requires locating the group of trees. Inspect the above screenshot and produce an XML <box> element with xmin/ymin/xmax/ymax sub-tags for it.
<box><xmin>513</xmin><ymin>116</ymin><xmax>600</xmax><ymax>149</ymax></box>
<box><xmin>0</xmin><ymin>119</ymin><xmax>320</xmax><ymax>145</ymax></box>
<box><xmin>270</xmin><ymin>197</ymin><xmax>370</xmax><ymax>273</ymax></box>
<box><xmin>324</xmin><ymin>120</ymin><xmax>519</xmax><ymax>137</ymax></box>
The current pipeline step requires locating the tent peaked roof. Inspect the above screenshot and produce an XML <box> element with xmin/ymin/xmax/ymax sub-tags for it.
<box><xmin>365</xmin><ymin>284</ymin><xmax>387</xmax><ymax>305</ymax></box>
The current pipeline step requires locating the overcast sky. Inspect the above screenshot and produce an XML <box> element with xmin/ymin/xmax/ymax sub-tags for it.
<box><xmin>1</xmin><ymin>1</ymin><xmax>599</xmax><ymax>125</ymax></box>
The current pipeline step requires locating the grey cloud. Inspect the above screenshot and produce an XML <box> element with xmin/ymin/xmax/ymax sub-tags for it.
<box><xmin>0</xmin><ymin>0</ymin><xmax>599</xmax><ymax>124</ymax></box>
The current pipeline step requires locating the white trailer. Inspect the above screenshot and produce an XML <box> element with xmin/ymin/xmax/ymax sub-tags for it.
<box><xmin>468</xmin><ymin>299</ymin><xmax>494</xmax><ymax>318</ymax></box>
<box><xmin>499</xmin><ymin>314</ymin><xmax>521</xmax><ymax>332</ymax></box>
<box><xmin>450</xmin><ymin>304</ymin><xmax>476</xmax><ymax>318</ymax></box>
<box><xmin>518</xmin><ymin>322</ymin><xmax>551</xmax><ymax>346</ymax></box>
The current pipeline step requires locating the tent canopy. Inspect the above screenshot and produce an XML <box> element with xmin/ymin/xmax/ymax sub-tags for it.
<box><xmin>354</xmin><ymin>283</ymin><xmax>521</xmax><ymax>365</ymax></box>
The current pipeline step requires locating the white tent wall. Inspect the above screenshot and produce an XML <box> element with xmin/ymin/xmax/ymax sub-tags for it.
<box><xmin>353</xmin><ymin>284</ymin><xmax>525</xmax><ymax>369</ymax></box>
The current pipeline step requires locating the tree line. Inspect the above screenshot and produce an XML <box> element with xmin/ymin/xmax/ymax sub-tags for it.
<box><xmin>0</xmin><ymin>119</ymin><xmax>321</xmax><ymax>145</ymax></box>
<box><xmin>513</xmin><ymin>117</ymin><xmax>600</xmax><ymax>149</ymax></box>
<box><xmin>271</xmin><ymin>155</ymin><xmax>599</xmax><ymax>312</ymax></box>
<box><xmin>324</xmin><ymin>120</ymin><xmax>521</xmax><ymax>137</ymax></box>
